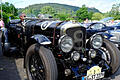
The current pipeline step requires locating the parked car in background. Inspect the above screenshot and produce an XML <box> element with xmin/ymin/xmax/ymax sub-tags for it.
<box><xmin>105</xmin><ymin>29</ymin><xmax>120</xmax><ymax>48</ymax></box>
<box><xmin>116</xmin><ymin>22</ymin><xmax>120</xmax><ymax>26</ymax></box>
<box><xmin>82</xmin><ymin>22</ymin><xmax>120</xmax><ymax>48</ymax></box>
<box><xmin>105</xmin><ymin>22</ymin><xmax>120</xmax><ymax>45</ymax></box>
<box><xmin>1</xmin><ymin>19</ymin><xmax>120</xmax><ymax>80</ymax></box>
<box><xmin>83</xmin><ymin>22</ymin><xmax>114</xmax><ymax>37</ymax></box>
<box><xmin>109</xmin><ymin>22</ymin><xmax>120</xmax><ymax>29</ymax></box>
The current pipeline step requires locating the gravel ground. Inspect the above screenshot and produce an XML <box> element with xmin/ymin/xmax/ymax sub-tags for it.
<box><xmin>0</xmin><ymin>55</ymin><xmax>120</xmax><ymax>80</ymax></box>
<box><xmin>0</xmin><ymin>55</ymin><xmax>27</xmax><ymax>80</ymax></box>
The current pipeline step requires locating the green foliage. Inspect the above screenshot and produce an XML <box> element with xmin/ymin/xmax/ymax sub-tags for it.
<box><xmin>0</xmin><ymin>12</ymin><xmax>9</xmax><ymax>25</ymax></box>
<box><xmin>109</xmin><ymin>3</ymin><xmax>120</xmax><ymax>20</ymax></box>
<box><xmin>1</xmin><ymin>2</ymin><xmax>18</xmax><ymax>16</ymax></box>
<box><xmin>7</xmin><ymin>14</ymin><xmax>19</xmax><ymax>19</ymax></box>
<box><xmin>103</xmin><ymin>12</ymin><xmax>109</xmax><ymax>18</ymax></box>
<box><xmin>88</xmin><ymin>7</ymin><xmax>100</xmax><ymax>13</ymax></box>
<box><xmin>92</xmin><ymin>12</ymin><xmax>104</xmax><ymax>20</ymax></box>
<box><xmin>18</xmin><ymin>3</ymin><xmax>100</xmax><ymax>17</ymax></box>
<box><xmin>55</xmin><ymin>13</ymin><xmax>73</xmax><ymax>21</ymax></box>
<box><xmin>114</xmin><ymin>15</ymin><xmax>120</xmax><ymax>20</ymax></box>
<box><xmin>76</xmin><ymin>5</ymin><xmax>93</xmax><ymax>22</ymax></box>
<box><xmin>88</xmin><ymin>11</ymin><xmax>94</xmax><ymax>19</ymax></box>
<box><xmin>40</xmin><ymin>6</ymin><xmax>55</xmax><ymax>15</ymax></box>
<box><xmin>0</xmin><ymin>2</ymin><xmax>18</xmax><ymax>25</ymax></box>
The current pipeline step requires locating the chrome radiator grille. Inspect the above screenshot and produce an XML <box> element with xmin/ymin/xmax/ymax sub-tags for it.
<box><xmin>66</xmin><ymin>27</ymin><xmax>86</xmax><ymax>52</ymax></box>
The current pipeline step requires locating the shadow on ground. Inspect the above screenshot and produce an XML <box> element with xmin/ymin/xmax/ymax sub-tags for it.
<box><xmin>0</xmin><ymin>31</ymin><xmax>27</xmax><ymax>80</ymax></box>
<box><xmin>0</xmin><ymin>53</ymin><xmax>120</xmax><ymax>80</ymax></box>
<box><xmin>111</xmin><ymin>67</ymin><xmax>120</xmax><ymax>80</ymax></box>
<box><xmin>0</xmin><ymin>55</ymin><xmax>27</xmax><ymax>80</ymax></box>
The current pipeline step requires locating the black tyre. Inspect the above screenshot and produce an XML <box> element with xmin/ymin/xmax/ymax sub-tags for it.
<box><xmin>25</xmin><ymin>44</ymin><xmax>58</xmax><ymax>80</ymax></box>
<box><xmin>0</xmin><ymin>33</ymin><xmax>9</xmax><ymax>56</ymax></box>
<box><xmin>0</xmin><ymin>31</ymin><xmax>5</xmax><ymax>56</ymax></box>
<box><xmin>102</xmin><ymin>39</ymin><xmax>120</xmax><ymax>74</ymax></box>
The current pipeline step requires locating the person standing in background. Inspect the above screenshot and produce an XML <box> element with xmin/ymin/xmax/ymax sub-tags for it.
<box><xmin>0</xmin><ymin>18</ymin><xmax>4</xmax><ymax>28</ymax></box>
<box><xmin>19</xmin><ymin>13</ymin><xmax>26</xmax><ymax>24</ymax></box>
<box><xmin>0</xmin><ymin>18</ymin><xmax>8</xmax><ymax>43</ymax></box>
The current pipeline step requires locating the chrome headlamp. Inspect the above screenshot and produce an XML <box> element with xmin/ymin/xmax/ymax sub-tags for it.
<box><xmin>89</xmin><ymin>49</ymin><xmax>97</xmax><ymax>58</ymax></box>
<box><xmin>71</xmin><ymin>51</ymin><xmax>80</xmax><ymax>61</ymax></box>
<box><xmin>91</xmin><ymin>34</ymin><xmax>103</xmax><ymax>49</ymax></box>
<box><xmin>58</xmin><ymin>35</ymin><xmax>73</xmax><ymax>53</ymax></box>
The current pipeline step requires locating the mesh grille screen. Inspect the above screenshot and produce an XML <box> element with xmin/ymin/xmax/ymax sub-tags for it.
<box><xmin>66</xmin><ymin>27</ymin><xmax>86</xmax><ymax>51</ymax></box>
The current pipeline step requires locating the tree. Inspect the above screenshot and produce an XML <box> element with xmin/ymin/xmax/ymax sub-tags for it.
<box><xmin>76</xmin><ymin>5</ymin><xmax>92</xmax><ymax>22</ymax></box>
<box><xmin>9</xmin><ymin>4</ymin><xmax>18</xmax><ymax>16</ymax></box>
<box><xmin>56</xmin><ymin>13</ymin><xmax>72</xmax><ymax>21</ymax></box>
<box><xmin>0</xmin><ymin>12</ymin><xmax>9</xmax><ymax>25</ymax></box>
<box><xmin>109</xmin><ymin>3</ymin><xmax>120</xmax><ymax>20</ymax></box>
<box><xmin>40</xmin><ymin>6</ymin><xmax>55</xmax><ymax>15</ymax></box>
<box><xmin>88</xmin><ymin>11</ymin><xmax>93</xmax><ymax>20</ymax></box>
<box><xmin>103</xmin><ymin>12</ymin><xmax>110</xmax><ymax>18</ymax></box>
<box><xmin>1</xmin><ymin>2</ymin><xmax>18</xmax><ymax>16</ymax></box>
<box><xmin>92</xmin><ymin>12</ymin><xmax>104</xmax><ymax>20</ymax></box>
<box><xmin>0</xmin><ymin>2</ymin><xmax>18</xmax><ymax>25</ymax></box>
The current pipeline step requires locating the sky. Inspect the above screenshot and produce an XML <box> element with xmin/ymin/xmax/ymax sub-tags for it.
<box><xmin>2</xmin><ymin>0</ymin><xmax>120</xmax><ymax>13</ymax></box>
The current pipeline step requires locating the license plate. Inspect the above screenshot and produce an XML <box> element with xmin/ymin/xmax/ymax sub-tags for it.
<box><xmin>82</xmin><ymin>66</ymin><xmax>105</xmax><ymax>80</ymax></box>
<box><xmin>83</xmin><ymin>72</ymin><xmax>105</xmax><ymax>80</ymax></box>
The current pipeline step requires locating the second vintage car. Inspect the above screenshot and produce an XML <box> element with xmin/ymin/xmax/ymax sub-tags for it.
<box><xmin>83</xmin><ymin>22</ymin><xmax>120</xmax><ymax>48</ymax></box>
<box><xmin>1</xmin><ymin>18</ymin><xmax>120</xmax><ymax>80</ymax></box>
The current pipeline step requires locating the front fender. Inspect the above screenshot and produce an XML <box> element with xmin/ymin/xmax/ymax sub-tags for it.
<box><xmin>31</xmin><ymin>34</ymin><xmax>51</xmax><ymax>45</ymax></box>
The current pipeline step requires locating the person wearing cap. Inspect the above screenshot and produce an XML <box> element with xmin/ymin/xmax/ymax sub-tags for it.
<box><xmin>17</xmin><ymin>13</ymin><xmax>26</xmax><ymax>32</ymax></box>
<box><xmin>19</xmin><ymin>13</ymin><xmax>26</xmax><ymax>24</ymax></box>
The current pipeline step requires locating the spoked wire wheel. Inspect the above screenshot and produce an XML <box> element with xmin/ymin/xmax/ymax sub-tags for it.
<box><xmin>26</xmin><ymin>44</ymin><xmax>58</xmax><ymax>80</ymax></box>
<box><xmin>29</xmin><ymin>53</ymin><xmax>45</xmax><ymax>80</ymax></box>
